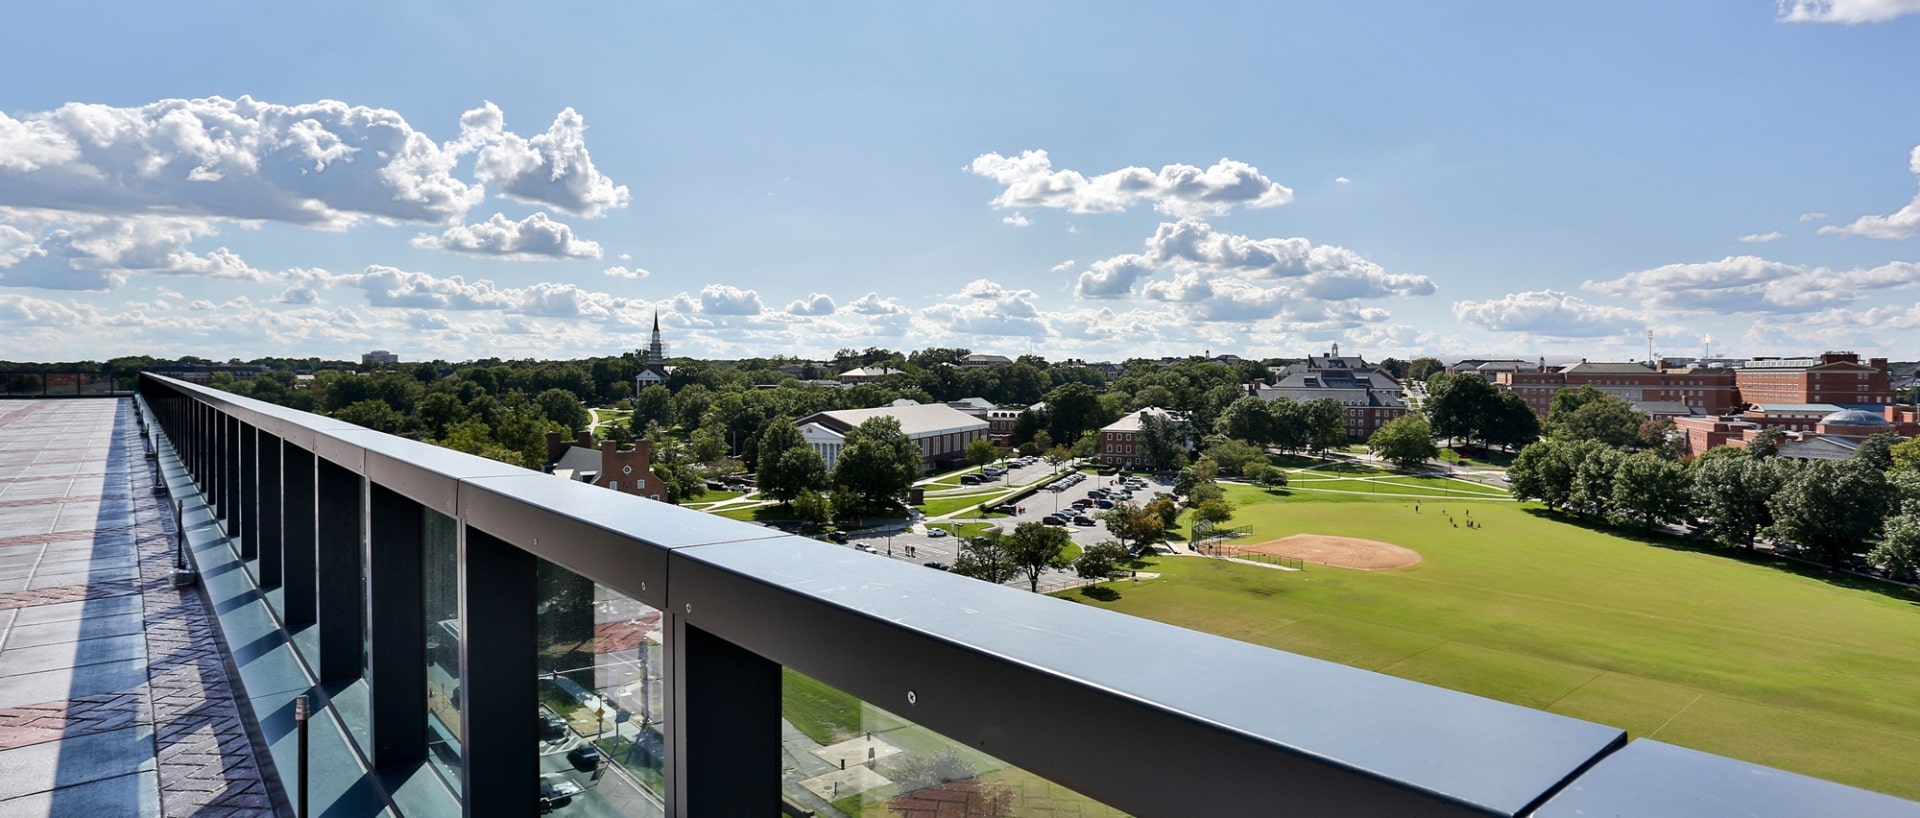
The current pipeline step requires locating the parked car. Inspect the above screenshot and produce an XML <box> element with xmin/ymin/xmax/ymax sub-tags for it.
<box><xmin>567</xmin><ymin>745</ymin><xmax>603</xmax><ymax>773</ymax></box>
<box><xmin>924</xmin><ymin>561</ymin><xmax>950</xmax><ymax>571</ymax></box>
<box><xmin>1042</xmin><ymin>514</ymin><xmax>1068</xmax><ymax>525</ymax></box>
<box><xmin>540</xmin><ymin>773</ymin><xmax>583</xmax><ymax>809</ymax></box>
<box><xmin>1071</xmin><ymin>499</ymin><xmax>1093</xmax><ymax>509</ymax></box>
<box><xmin>855</xmin><ymin>543</ymin><xmax>875</xmax><ymax>553</ymax></box>
<box><xmin>828</xmin><ymin>530</ymin><xmax>848</xmax><ymax>544</ymax></box>
<box><xmin>960</xmin><ymin>474</ymin><xmax>983</xmax><ymax>485</ymax></box>
<box><xmin>538</xmin><ymin>712</ymin><xmax>567</xmax><ymax>742</ymax></box>
<box><xmin>927</xmin><ymin>527</ymin><xmax>949</xmax><ymax>538</ymax></box>
<box><xmin>1095</xmin><ymin>499</ymin><xmax>1115</xmax><ymax>509</ymax></box>
<box><xmin>1073</xmin><ymin>515</ymin><xmax>1097</xmax><ymax>526</ymax></box>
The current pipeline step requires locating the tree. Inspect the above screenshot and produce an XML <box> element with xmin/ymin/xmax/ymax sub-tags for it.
<box><xmin>1044</xmin><ymin>445</ymin><xmax>1073</xmax><ymax>474</ymax></box>
<box><xmin>1484</xmin><ymin>390</ymin><xmax>1542</xmax><ymax>451</ymax></box>
<box><xmin>832</xmin><ymin>416</ymin><xmax>923</xmax><ymax>514</ymax></box>
<box><xmin>1747</xmin><ymin>428</ymin><xmax>1789</xmax><ymax>458</ymax></box>
<box><xmin>1203</xmin><ymin>439</ymin><xmax>1266</xmax><ymax>477</ymax></box>
<box><xmin>1871</xmin><ymin>509</ymin><xmax>1920</xmax><ymax>580</ymax></box>
<box><xmin>632</xmin><ymin>385</ymin><xmax>673</xmax><ymax>433</ymax></box>
<box><xmin>1568</xmin><ymin>443</ymin><xmax>1623</xmax><ymax>518</ymax></box>
<box><xmin>1301</xmin><ymin>398</ymin><xmax>1347</xmax><ymax>452</ymax></box>
<box><xmin>1247</xmin><ymin>461</ymin><xmax>1288</xmax><ymax>488</ymax></box>
<box><xmin>416</xmin><ymin>391</ymin><xmax>468</xmax><ymax>439</ymax></box>
<box><xmin>1689</xmin><ymin>448</ymin><xmax>1793</xmax><ymax>550</ymax></box>
<box><xmin>1855</xmin><ymin>431</ymin><xmax>1900</xmax><ymax>472</ymax></box>
<box><xmin>1144</xmin><ymin>495</ymin><xmax>1181</xmax><ymax>529</ymax></box>
<box><xmin>1136</xmin><ymin>411</ymin><xmax>1189</xmax><ymax>472</ymax></box>
<box><xmin>535</xmin><ymin>388</ymin><xmax>592</xmax><ymax>433</ymax></box>
<box><xmin>1075</xmin><ymin>541</ymin><xmax>1131</xmax><ymax>586</ymax></box>
<box><xmin>1101</xmin><ymin>502</ymin><xmax>1165</xmax><ymax>552</ymax></box>
<box><xmin>1545</xmin><ymin>386</ymin><xmax>1645</xmax><ymax>448</ymax></box>
<box><xmin>965</xmin><ymin>438</ymin><xmax>999</xmax><ymax>471</ymax></box>
<box><xmin>792</xmin><ymin>488</ymin><xmax>832</xmax><ymax>528</ymax></box>
<box><xmin>1267</xmin><ymin>398</ymin><xmax>1307</xmax><ymax>452</ymax></box>
<box><xmin>1368</xmin><ymin>415</ymin><xmax>1439</xmax><ymax>471</ymax></box>
<box><xmin>1407</xmin><ymin>357</ymin><xmax>1447</xmax><ymax>382</ymax></box>
<box><xmin>1004</xmin><ymin>522</ymin><xmax>1075</xmax><ymax>593</ymax></box>
<box><xmin>1215</xmin><ymin>396</ymin><xmax>1275</xmax><ymax>446</ymax></box>
<box><xmin>1423</xmin><ymin>373</ymin><xmax>1502</xmax><ymax>447</ymax></box>
<box><xmin>1192</xmin><ymin>498</ymin><xmax>1235</xmax><ymax>527</ymax></box>
<box><xmin>950</xmin><ymin>527</ymin><xmax>1019</xmax><ymax>584</ymax></box>
<box><xmin>1890</xmin><ymin>436</ymin><xmax>1920</xmax><ymax>472</ymax></box>
<box><xmin>1609</xmin><ymin>451</ymin><xmax>1691</xmax><ymax>530</ymax></box>
<box><xmin>756</xmin><ymin>418</ymin><xmax>825</xmax><ymax>503</ymax></box>
<box><xmin>1507</xmin><ymin>439</ymin><xmax>1576</xmax><ymax>510</ymax></box>
<box><xmin>335</xmin><ymin>398</ymin><xmax>408</xmax><ymax>435</ymax></box>
<box><xmin>1043</xmin><ymin>382</ymin><xmax>1109</xmax><ymax>446</ymax></box>
<box><xmin>1769</xmin><ymin>459</ymin><xmax>1894</xmax><ymax>568</ymax></box>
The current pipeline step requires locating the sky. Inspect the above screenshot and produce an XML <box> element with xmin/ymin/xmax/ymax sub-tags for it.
<box><xmin>4</xmin><ymin>1</ymin><xmax>1920</xmax><ymax>365</ymax></box>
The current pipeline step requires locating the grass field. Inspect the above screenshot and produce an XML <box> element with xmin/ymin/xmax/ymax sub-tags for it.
<box><xmin>1068</xmin><ymin>491</ymin><xmax>1920</xmax><ymax>800</ymax></box>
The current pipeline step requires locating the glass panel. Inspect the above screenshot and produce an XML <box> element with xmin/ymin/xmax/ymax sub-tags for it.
<box><xmin>781</xmin><ymin>669</ymin><xmax>1129</xmax><ymax>818</ymax></box>
<box><xmin>535</xmin><ymin>558</ymin><xmax>665</xmax><ymax>815</ymax></box>
<box><xmin>423</xmin><ymin>508</ymin><xmax>462</xmax><ymax>793</ymax></box>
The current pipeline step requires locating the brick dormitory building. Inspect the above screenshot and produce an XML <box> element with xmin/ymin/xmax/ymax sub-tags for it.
<box><xmin>1254</xmin><ymin>344</ymin><xmax>1409</xmax><ymax>440</ymax></box>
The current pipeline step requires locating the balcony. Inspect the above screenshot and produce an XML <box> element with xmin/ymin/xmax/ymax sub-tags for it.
<box><xmin>5</xmin><ymin>373</ymin><xmax>1912</xmax><ymax>816</ymax></box>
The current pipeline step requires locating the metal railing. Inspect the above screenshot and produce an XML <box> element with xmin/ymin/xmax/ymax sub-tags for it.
<box><xmin>0</xmin><ymin>371</ymin><xmax>135</xmax><ymax>396</ymax></box>
<box><xmin>133</xmin><ymin>373</ymin><xmax>1920</xmax><ymax>818</ymax></box>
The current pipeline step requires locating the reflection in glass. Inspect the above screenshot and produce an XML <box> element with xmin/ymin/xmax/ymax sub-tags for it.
<box><xmin>423</xmin><ymin>509</ymin><xmax>461</xmax><ymax>793</ymax></box>
<box><xmin>535</xmin><ymin>558</ymin><xmax>665</xmax><ymax>816</ymax></box>
<box><xmin>781</xmin><ymin>670</ymin><xmax>1129</xmax><ymax>818</ymax></box>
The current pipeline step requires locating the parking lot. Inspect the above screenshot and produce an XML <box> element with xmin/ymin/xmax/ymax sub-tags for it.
<box><xmin>836</xmin><ymin>460</ymin><xmax>1174</xmax><ymax>590</ymax></box>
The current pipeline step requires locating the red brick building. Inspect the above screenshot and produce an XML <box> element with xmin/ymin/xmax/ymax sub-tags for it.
<box><xmin>1098</xmin><ymin>408</ymin><xmax>1180</xmax><ymax>469</ymax></box>
<box><xmin>545</xmin><ymin>431</ymin><xmax>669</xmax><ymax>502</ymax></box>
<box><xmin>1254</xmin><ymin>345</ymin><xmax>1408</xmax><ymax>441</ymax></box>
<box><xmin>1495</xmin><ymin>362</ymin><xmax>1738</xmax><ymax>418</ymax></box>
<box><xmin>1734</xmin><ymin>352</ymin><xmax>1895</xmax><ymax>406</ymax></box>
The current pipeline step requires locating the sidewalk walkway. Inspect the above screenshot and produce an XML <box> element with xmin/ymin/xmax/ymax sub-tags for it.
<box><xmin>0</xmin><ymin>399</ymin><xmax>273</xmax><ymax>817</ymax></box>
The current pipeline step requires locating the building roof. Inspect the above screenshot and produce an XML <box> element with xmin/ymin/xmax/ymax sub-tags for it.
<box><xmin>961</xmin><ymin>353</ymin><xmax>1013</xmax><ymax>366</ymax></box>
<box><xmin>1257</xmin><ymin>386</ymin><xmax>1408</xmax><ymax>409</ymax></box>
<box><xmin>804</xmin><ymin>403</ymin><xmax>989</xmax><ymax>438</ymax></box>
<box><xmin>947</xmin><ymin>397</ymin><xmax>996</xmax><ymax>411</ymax></box>
<box><xmin>1821</xmin><ymin>408</ymin><xmax>1892</xmax><ymax>427</ymax></box>
<box><xmin>1631</xmin><ymin>401</ymin><xmax>1700</xmax><ymax>417</ymax></box>
<box><xmin>838</xmin><ymin>366</ymin><xmax>903</xmax><ymax>379</ymax></box>
<box><xmin>1101</xmin><ymin>407</ymin><xmax>1176</xmax><ymax>433</ymax></box>
<box><xmin>1558</xmin><ymin>361</ymin><xmax>1655</xmax><ymax>375</ymax></box>
<box><xmin>1751</xmin><ymin>403</ymin><xmax>1846</xmax><ymax>415</ymax></box>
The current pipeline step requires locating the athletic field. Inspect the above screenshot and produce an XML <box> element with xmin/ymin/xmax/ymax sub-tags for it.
<box><xmin>1063</xmin><ymin>473</ymin><xmax>1920</xmax><ymax>800</ymax></box>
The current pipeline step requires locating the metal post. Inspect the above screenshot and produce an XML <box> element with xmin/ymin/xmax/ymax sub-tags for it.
<box><xmin>296</xmin><ymin>695</ymin><xmax>310</xmax><ymax>818</ymax></box>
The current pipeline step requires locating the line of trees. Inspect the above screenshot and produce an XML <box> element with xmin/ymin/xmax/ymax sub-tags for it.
<box><xmin>1509</xmin><ymin>429</ymin><xmax>1920</xmax><ymax>576</ymax></box>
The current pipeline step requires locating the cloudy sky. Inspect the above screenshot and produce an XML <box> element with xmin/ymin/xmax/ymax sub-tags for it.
<box><xmin>4</xmin><ymin>1</ymin><xmax>1920</xmax><ymax>364</ymax></box>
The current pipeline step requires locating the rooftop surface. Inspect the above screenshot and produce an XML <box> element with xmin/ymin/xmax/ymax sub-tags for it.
<box><xmin>0</xmin><ymin>399</ymin><xmax>273</xmax><ymax>817</ymax></box>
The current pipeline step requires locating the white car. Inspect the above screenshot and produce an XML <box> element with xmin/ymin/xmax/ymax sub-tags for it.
<box><xmin>541</xmin><ymin>773</ymin><xmax>583</xmax><ymax>804</ymax></box>
<box><xmin>927</xmin><ymin>527</ymin><xmax>950</xmax><ymax>538</ymax></box>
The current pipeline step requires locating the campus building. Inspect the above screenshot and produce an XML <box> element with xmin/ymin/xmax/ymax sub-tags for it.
<box><xmin>794</xmin><ymin>402</ymin><xmax>989</xmax><ymax>472</ymax></box>
<box><xmin>1734</xmin><ymin>352</ymin><xmax>1896</xmax><ymax>406</ymax></box>
<box><xmin>634</xmin><ymin>312</ymin><xmax>673</xmax><ymax>390</ymax></box>
<box><xmin>543</xmin><ymin>430</ymin><xmax>669</xmax><ymax>501</ymax></box>
<box><xmin>1096</xmin><ymin>407</ymin><xmax>1180</xmax><ymax>469</ymax></box>
<box><xmin>1255</xmin><ymin>344</ymin><xmax>1408</xmax><ymax>440</ymax></box>
<box><xmin>1494</xmin><ymin>361</ymin><xmax>1739</xmax><ymax>418</ymax></box>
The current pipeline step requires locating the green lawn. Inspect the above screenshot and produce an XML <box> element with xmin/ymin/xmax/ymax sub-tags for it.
<box><xmin>1061</xmin><ymin>494</ymin><xmax>1920</xmax><ymax>800</ymax></box>
<box><xmin>917</xmin><ymin>491</ymin><xmax>1007</xmax><ymax>518</ymax></box>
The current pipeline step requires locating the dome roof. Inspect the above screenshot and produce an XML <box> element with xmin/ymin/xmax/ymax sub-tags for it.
<box><xmin>1820</xmin><ymin>408</ymin><xmax>1891</xmax><ymax>427</ymax></box>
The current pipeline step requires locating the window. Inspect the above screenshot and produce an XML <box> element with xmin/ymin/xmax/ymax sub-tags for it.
<box><xmin>608</xmin><ymin>481</ymin><xmax>618</xmax><ymax>490</ymax></box>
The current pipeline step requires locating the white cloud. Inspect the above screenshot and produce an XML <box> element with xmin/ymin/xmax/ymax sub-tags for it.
<box><xmin>1799</xmin><ymin>212</ymin><xmax>1828</xmax><ymax>222</ymax></box>
<box><xmin>1049</xmin><ymin>259</ymin><xmax>1076</xmax><ymax>273</ymax></box>
<box><xmin>618</xmin><ymin>253</ymin><xmax>632</xmax><ymax>261</ymax></box>
<box><xmin>966</xmin><ymin>150</ymin><xmax>1293</xmax><ymax>217</ymax></box>
<box><xmin>602</xmin><ymin>265</ymin><xmax>650</xmax><ymax>279</ymax></box>
<box><xmin>1452</xmin><ymin>290</ymin><xmax>1642</xmax><ymax>337</ymax></box>
<box><xmin>1738</xmin><ymin>231</ymin><xmax>1784</xmax><ymax>243</ymax></box>
<box><xmin>1777</xmin><ymin>0</ymin><xmax>1920</xmax><ymax>23</ymax></box>
<box><xmin>0</xmin><ymin>293</ymin><xmax>90</xmax><ymax>325</ymax></box>
<box><xmin>786</xmin><ymin>292</ymin><xmax>836</xmax><ymax>315</ymax></box>
<box><xmin>1583</xmin><ymin>255</ymin><xmax>1920</xmax><ymax>313</ymax></box>
<box><xmin>1075</xmin><ymin>219</ymin><xmax>1433</xmax><ymax>306</ymax></box>
<box><xmin>0</xmin><ymin>96</ymin><xmax>483</xmax><ymax>228</ymax></box>
<box><xmin>462</xmin><ymin>103</ymin><xmax>631</xmax><ymax>218</ymax></box>
<box><xmin>1819</xmin><ymin>144</ymin><xmax>1920</xmax><ymax>239</ymax></box>
<box><xmin>0</xmin><ymin>210</ymin><xmax>281</xmax><ymax>290</ymax></box>
<box><xmin>1001</xmin><ymin>212</ymin><xmax>1031</xmax><ymax>227</ymax></box>
<box><xmin>699</xmin><ymin>284</ymin><xmax>764</xmax><ymax>315</ymax></box>
<box><xmin>847</xmin><ymin>292</ymin><xmax>908</xmax><ymax>316</ymax></box>
<box><xmin>341</xmin><ymin>265</ymin><xmax>636</xmax><ymax>320</ymax></box>
<box><xmin>412</xmin><ymin>212</ymin><xmax>602</xmax><ymax>259</ymax></box>
<box><xmin>1334</xmin><ymin>176</ymin><xmax>1351</xmax><ymax>184</ymax></box>
<box><xmin>923</xmin><ymin>279</ymin><xmax>1050</xmax><ymax>337</ymax></box>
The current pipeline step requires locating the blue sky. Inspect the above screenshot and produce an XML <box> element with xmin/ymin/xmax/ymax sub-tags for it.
<box><xmin>4</xmin><ymin>0</ymin><xmax>1920</xmax><ymax>364</ymax></box>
